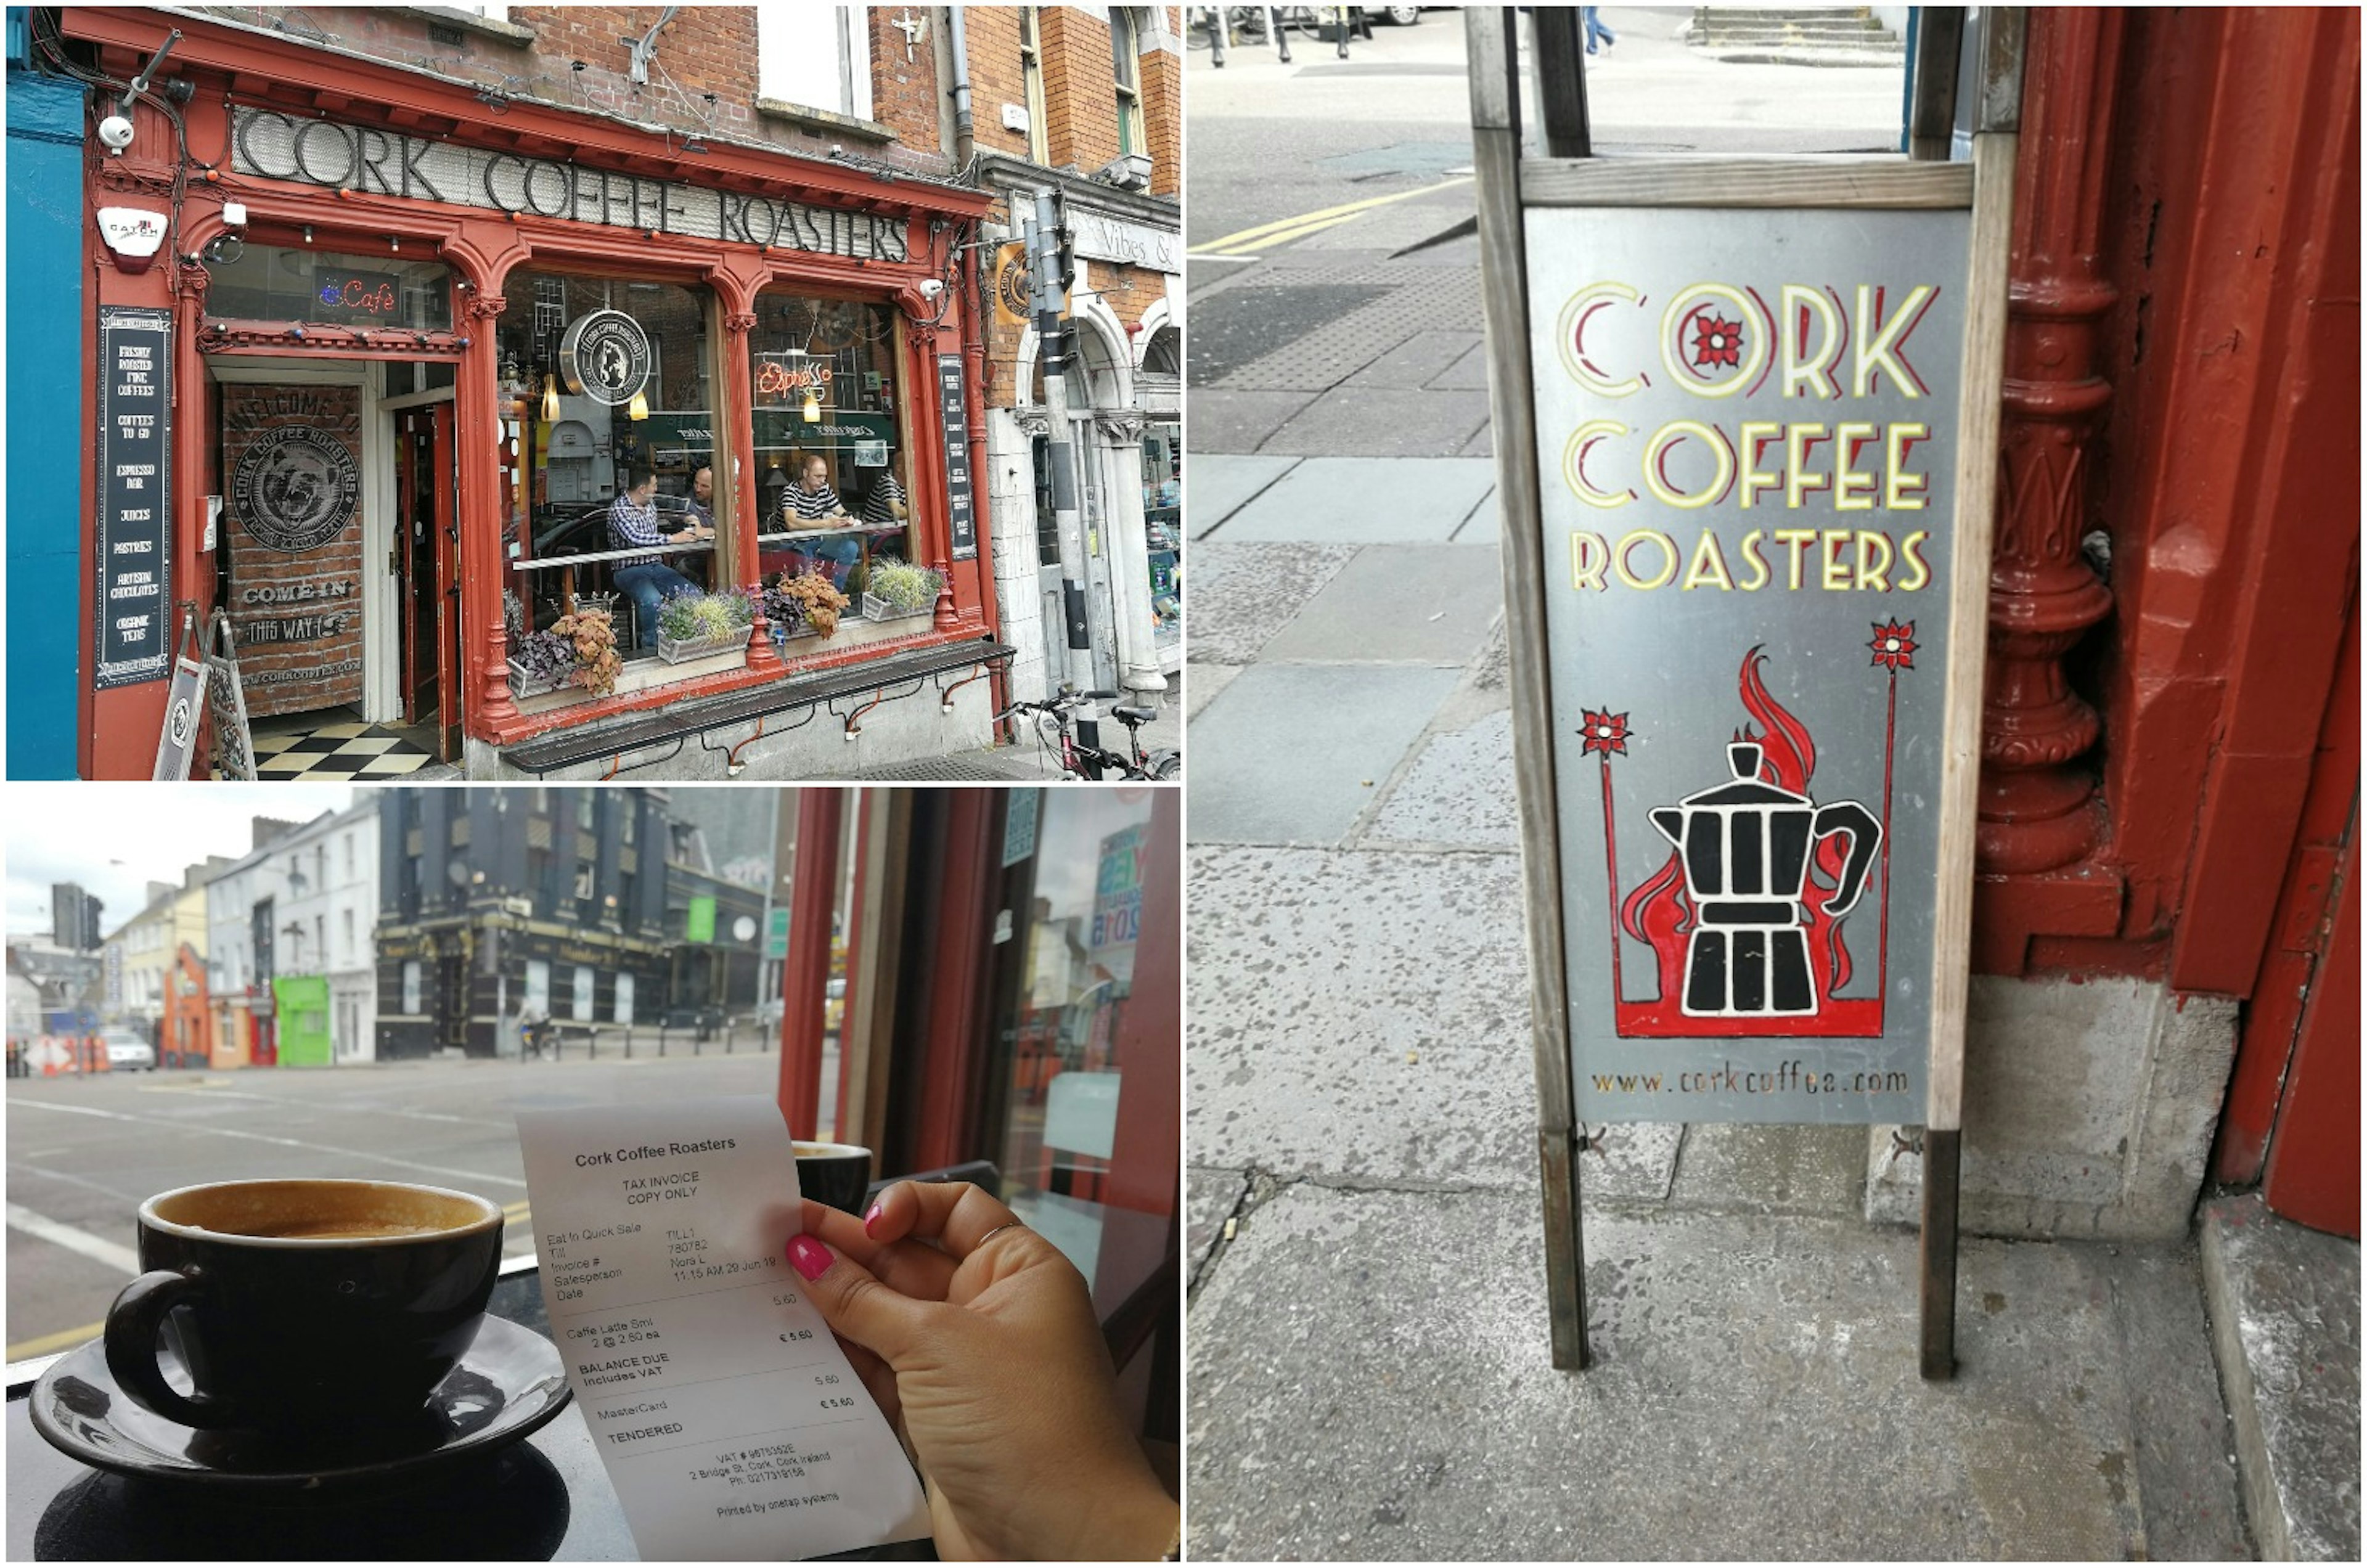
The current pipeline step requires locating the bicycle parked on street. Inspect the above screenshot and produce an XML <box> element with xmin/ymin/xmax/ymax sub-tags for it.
<box><xmin>997</xmin><ymin>687</ymin><xmax>1181</xmax><ymax>782</ymax></box>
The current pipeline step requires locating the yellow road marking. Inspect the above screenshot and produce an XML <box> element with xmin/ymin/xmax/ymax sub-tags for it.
<box><xmin>1195</xmin><ymin>176</ymin><xmax>1473</xmax><ymax>254</ymax></box>
<box><xmin>1195</xmin><ymin>211</ymin><xmax>1373</xmax><ymax>259</ymax></box>
<box><xmin>8</xmin><ymin>1319</ymin><xmax>105</xmax><ymax>1361</ymax></box>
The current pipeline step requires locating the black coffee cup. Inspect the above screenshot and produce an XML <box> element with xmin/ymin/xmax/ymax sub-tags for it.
<box><xmin>795</xmin><ymin>1141</ymin><xmax>875</xmax><ymax>1216</ymax></box>
<box><xmin>104</xmin><ymin>1178</ymin><xmax>504</xmax><ymax>1434</ymax></box>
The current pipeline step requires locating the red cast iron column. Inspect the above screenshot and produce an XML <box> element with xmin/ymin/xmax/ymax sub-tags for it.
<box><xmin>465</xmin><ymin>288</ymin><xmax>522</xmax><ymax>732</ymax></box>
<box><xmin>1979</xmin><ymin>7</ymin><xmax>2123</xmax><ymax>874</ymax></box>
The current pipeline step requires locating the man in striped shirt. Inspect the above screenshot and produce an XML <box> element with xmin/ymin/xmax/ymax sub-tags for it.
<box><xmin>783</xmin><ymin>453</ymin><xmax>861</xmax><ymax>587</ymax></box>
<box><xmin>608</xmin><ymin>463</ymin><xmax>707</xmax><ymax>648</ymax></box>
<box><xmin>861</xmin><ymin>460</ymin><xmax>907</xmax><ymax>525</ymax></box>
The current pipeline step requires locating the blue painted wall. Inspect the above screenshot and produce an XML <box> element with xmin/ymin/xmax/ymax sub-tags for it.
<box><xmin>7</xmin><ymin>12</ymin><xmax>89</xmax><ymax>777</ymax></box>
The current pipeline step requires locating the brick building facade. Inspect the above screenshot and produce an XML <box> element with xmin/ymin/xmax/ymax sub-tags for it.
<box><xmin>962</xmin><ymin>7</ymin><xmax>1186</xmax><ymax>700</ymax></box>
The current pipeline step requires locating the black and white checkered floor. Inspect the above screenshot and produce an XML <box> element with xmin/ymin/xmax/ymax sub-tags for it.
<box><xmin>243</xmin><ymin>720</ymin><xmax>439</xmax><ymax>780</ymax></box>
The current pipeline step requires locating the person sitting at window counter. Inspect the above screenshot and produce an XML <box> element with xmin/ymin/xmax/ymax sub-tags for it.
<box><xmin>609</xmin><ymin>463</ymin><xmax>710</xmax><ymax>648</ymax></box>
<box><xmin>862</xmin><ymin>460</ymin><xmax>907</xmax><ymax>525</ymax></box>
<box><xmin>687</xmin><ymin>464</ymin><xmax>716</xmax><ymax>531</ymax></box>
<box><xmin>782</xmin><ymin>453</ymin><xmax>862</xmax><ymax>589</ymax></box>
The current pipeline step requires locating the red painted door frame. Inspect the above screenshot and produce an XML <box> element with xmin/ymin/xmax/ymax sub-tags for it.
<box><xmin>778</xmin><ymin>790</ymin><xmax>845</xmax><ymax>1141</ymax></box>
<box><xmin>2214</xmin><ymin>603</ymin><xmax>2359</xmax><ymax>1184</ymax></box>
<box><xmin>1102</xmin><ymin>790</ymin><xmax>1181</xmax><ymax>1220</ymax></box>
<box><xmin>907</xmin><ymin>791</ymin><xmax>1004</xmax><ymax>1174</ymax></box>
<box><xmin>2261</xmin><ymin>830</ymin><xmax>2359</xmax><ymax>1238</ymax></box>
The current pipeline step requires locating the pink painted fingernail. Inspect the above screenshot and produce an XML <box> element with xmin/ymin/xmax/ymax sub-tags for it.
<box><xmin>786</xmin><ymin>1235</ymin><xmax>833</xmax><ymax>1281</ymax></box>
<box><xmin>861</xmin><ymin>1200</ymin><xmax>883</xmax><ymax>1236</ymax></box>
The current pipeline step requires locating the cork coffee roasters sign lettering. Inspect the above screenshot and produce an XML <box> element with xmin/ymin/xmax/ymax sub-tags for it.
<box><xmin>232</xmin><ymin>421</ymin><xmax>361</xmax><ymax>553</ymax></box>
<box><xmin>231</xmin><ymin>108</ymin><xmax>910</xmax><ymax>263</ymax></box>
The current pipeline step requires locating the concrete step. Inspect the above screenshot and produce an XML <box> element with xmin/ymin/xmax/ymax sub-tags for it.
<box><xmin>2199</xmin><ymin>1193</ymin><xmax>2361</xmax><ymax>1561</ymax></box>
<box><xmin>1687</xmin><ymin>5</ymin><xmax>1902</xmax><ymax>53</ymax></box>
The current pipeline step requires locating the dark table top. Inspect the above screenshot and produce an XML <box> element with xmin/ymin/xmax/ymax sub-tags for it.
<box><xmin>6</xmin><ymin>1270</ymin><xmax>645</xmax><ymax>1562</ymax></box>
<box><xmin>7</xmin><ymin>1182</ymin><xmax>1173</xmax><ymax>1562</ymax></box>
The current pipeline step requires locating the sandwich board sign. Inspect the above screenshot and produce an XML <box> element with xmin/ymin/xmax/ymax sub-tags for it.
<box><xmin>1466</xmin><ymin>6</ymin><xmax>2023</xmax><ymax>1377</ymax></box>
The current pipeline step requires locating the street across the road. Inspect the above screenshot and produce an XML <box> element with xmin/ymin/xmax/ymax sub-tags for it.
<box><xmin>5</xmin><ymin>1050</ymin><xmax>799</xmax><ymax>1359</ymax></box>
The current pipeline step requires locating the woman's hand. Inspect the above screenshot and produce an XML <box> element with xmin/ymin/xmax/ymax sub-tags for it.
<box><xmin>786</xmin><ymin>1183</ymin><xmax>1177</xmax><ymax>1561</ymax></box>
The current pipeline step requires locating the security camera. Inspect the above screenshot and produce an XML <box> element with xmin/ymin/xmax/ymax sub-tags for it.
<box><xmin>98</xmin><ymin>113</ymin><xmax>136</xmax><ymax>152</ymax></box>
<box><xmin>917</xmin><ymin>278</ymin><xmax>944</xmax><ymax>301</ymax></box>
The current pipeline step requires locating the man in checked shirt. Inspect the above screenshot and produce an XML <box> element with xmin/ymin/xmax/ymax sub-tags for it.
<box><xmin>608</xmin><ymin>463</ymin><xmax>711</xmax><ymax>648</ymax></box>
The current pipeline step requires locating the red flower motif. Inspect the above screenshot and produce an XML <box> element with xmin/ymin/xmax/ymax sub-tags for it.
<box><xmin>1690</xmin><ymin>313</ymin><xmax>1743</xmax><ymax>370</ymax></box>
<box><xmin>1580</xmin><ymin>708</ymin><xmax>1631</xmax><ymax>756</ymax></box>
<box><xmin>1869</xmin><ymin>620</ymin><xmax>1917</xmax><ymax>671</ymax></box>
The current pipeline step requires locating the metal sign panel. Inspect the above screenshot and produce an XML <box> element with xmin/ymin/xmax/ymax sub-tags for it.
<box><xmin>1529</xmin><ymin>210</ymin><xmax>1968</xmax><ymax>1125</ymax></box>
<box><xmin>938</xmin><ymin>353</ymin><xmax>978</xmax><ymax>561</ymax></box>
<box><xmin>96</xmin><ymin>306</ymin><xmax>173</xmax><ymax>688</ymax></box>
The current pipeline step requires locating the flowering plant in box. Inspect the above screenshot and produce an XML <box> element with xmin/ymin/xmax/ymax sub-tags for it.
<box><xmin>772</xmin><ymin>568</ymin><xmax>850</xmax><ymax>639</ymax></box>
<box><xmin>551</xmin><ymin>606</ymin><xmax>623</xmax><ymax>696</ymax></box>
<box><xmin>655</xmin><ymin>587</ymin><xmax>754</xmax><ymax>647</ymax></box>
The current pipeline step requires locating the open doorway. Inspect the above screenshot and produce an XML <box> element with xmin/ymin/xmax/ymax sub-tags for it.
<box><xmin>209</xmin><ymin>359</ymin><xmax>459</xmax><ymax>775</ymax></box>
<box><xmin>393</xmin><ymin>399</ymin><xmax>460</xmax><ymax>760</ymax></box>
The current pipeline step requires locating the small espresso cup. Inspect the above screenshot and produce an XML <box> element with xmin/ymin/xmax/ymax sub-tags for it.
<box><xmin>104</xmin><ymin>1178</ymin><xmax>504</xmax><ymax>1434</ymax></box>
<box><xmin>794</xmin><ymin>1141</ymin><xmax>875</xmax><ymax>1216</ymax></box>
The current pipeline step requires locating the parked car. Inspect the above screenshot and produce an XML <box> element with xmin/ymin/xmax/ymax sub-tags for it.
<box><xmin>101</xmin><ymin>1028</ymin><xmax>155</xmax><ymax>1072</ymax></box>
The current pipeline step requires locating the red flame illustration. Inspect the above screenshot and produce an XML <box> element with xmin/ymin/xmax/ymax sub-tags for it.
<box><xmin>1614</xmin><ymin>646</ymin><xmax>1879</xmax><ymax>1037</ymax></box>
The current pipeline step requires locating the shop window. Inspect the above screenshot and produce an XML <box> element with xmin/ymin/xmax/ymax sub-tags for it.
<box><xmin>524</xmin><ymin>960</ymin><xmax>551</xmax><ymax>1019</ymax></box>
<box><xmin>987</xmin><ymin>791</ymin><xmax>1160</xmax><ymax>1221</ymax></box>
<box><xmin>1111</xmin><ymin>9</ymin><xmax>1145</xmax><ymax>158</ymax></box>
<box><xmin>758</xmin><ymin>7</ymin><xmax>873</xmax><ymax>121</ymax></box>
<box><xmin>748</xmin><ymin>292</ymin><xmax>910</xmax><ymax>597</ymax></box>
<box><xmin>385</xmin><ymin>361</ymin><xmax>457</xmax><ymax>398</ymax></box>
<box><xmin>1140</xmin><ymin>324</ymin><xmax>1180</xmax><ymax>393</ymax></box>
<box><xmin>1143</xmin><ymin>424</ymin><xmax>1181</xmax><ymax>647</ymax></box>
<box><xmin>615</xmin><ymin>971</ymin><xmax>636</xmax><ymax>1027</ymax></box>
<box><xmin>1032</xmin><ymin>431</ymin><xmax>1060</xmax><ymax>568</ymax></box>
<box><xmin>491</xmin><ymin>273</ymin><xmax>719</xmax><ymax>653</ymax></box>
<box><xmin>202</xmin><ymin>245</ymin><xmax>452</xmax><ymax>332</ymax></box>
<box><xmin>572</xmin><ymin>965</ymin><xmax>595</xmax><ymax>1022</ymax></box>
<box><xmin>401</xmin><ymin>960</ymin><xmax>422</xmax><ymax>1016</ymax></box>
<box><xmin>1018</xmin><ymin>7</ymin><xmax>1050</xmax><ymax>163</ymax></box>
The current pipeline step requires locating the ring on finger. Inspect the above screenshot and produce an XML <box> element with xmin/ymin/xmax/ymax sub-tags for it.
<box><xmin>973</xmin><ymin>1220</ymin><xmax>1027</xmax><ymax>1251</ymax></box>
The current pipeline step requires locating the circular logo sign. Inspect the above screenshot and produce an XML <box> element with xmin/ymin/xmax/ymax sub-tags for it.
<box><xmin>560</xmin><ymin>309</ymin><xmax>654</xmax><ymax>406</ymax></box>
<box><xmin>231</xmin><ymin>427</ymin><xmax>361</xmax><ymax>553</ymax></box>
<box><xmin>994</xmin><ymin>250</ymin><xmax>1032</xmax><ymax>321</ymax></box>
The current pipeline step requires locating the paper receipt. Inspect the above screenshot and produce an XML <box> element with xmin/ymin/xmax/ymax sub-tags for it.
<box><xmin>514</xmin><ymin>1096</ymin><xmax>931</xmax><ymax>1560</ymax></box>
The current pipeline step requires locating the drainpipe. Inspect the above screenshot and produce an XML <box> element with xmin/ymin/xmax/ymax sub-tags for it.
<box><xmin>945</xmin><ymin>6</ymin><xmax>975</xmax><ymax>167</ymax></box>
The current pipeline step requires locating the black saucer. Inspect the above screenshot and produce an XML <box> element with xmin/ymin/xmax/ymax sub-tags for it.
<box><xmin>28</xmin><ymin>1315</ymin><xmax>573</xmax><ymax>1492</ymax></box>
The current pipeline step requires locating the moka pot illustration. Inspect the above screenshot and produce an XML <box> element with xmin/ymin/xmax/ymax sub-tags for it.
<box><xmin>1647</xmin><ymin>742</ymin><xmax>1882</xmax><ymax>1018</ymax></box>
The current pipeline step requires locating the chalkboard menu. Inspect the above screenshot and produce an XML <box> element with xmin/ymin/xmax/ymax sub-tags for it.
<box><xmin>938</xmin><ymin>353</ymin><xmax>976</xmax><ymax>561</ymax></box>
<box><xmin>96</xmin><ymin>306</ymin><xmax>174</xmax><ymax>688</ymax></box>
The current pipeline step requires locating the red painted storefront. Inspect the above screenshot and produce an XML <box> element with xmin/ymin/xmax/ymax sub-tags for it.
<box><xmin>1982</xmin><ymin>8</ymin><xmax>2357</xmax><ymax>1233</ymax></box>
<box><xmin>67</xmin><ymin>7</ymin><xmax>996</xmax><ymax>779</ymax></box>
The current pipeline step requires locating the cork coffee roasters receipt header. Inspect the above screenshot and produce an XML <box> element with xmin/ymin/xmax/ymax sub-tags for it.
<box><xmin>514</xmin><ymin>1096</ymin><xmax>930</xmax><ymax>1561</ymax></box>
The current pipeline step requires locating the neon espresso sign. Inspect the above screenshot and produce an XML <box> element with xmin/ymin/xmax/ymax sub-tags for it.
<box><xmin>232</xmin><ymin>107</ymin><xmax>910</xmax><ymax>264</ymax></box>
<box><xmin>754</xmin><ymin>355</ymin><xmax>833</xmax><ymax>401</ymax></box>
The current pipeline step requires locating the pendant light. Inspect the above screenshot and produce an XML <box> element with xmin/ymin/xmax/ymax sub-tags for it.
<box><xmin>802</xmin><ymin>387</ymin><xmax>822</xmax><ymax>423</ymax></box>
<box><xmin>541</xmin><ymin>374</ymin><xmax>561</xmax><ymax>422</ymax></box>
<box><xmin>628</xmin><ymin>387</ymin><xmax>650</xmax><ymax>422</ymax></box>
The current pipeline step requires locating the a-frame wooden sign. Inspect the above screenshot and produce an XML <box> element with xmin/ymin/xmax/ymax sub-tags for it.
<box><xmin>1466</xmin><ymin>7</ymin><xmax>2024</xmax><ymax>1378</ymax></box>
